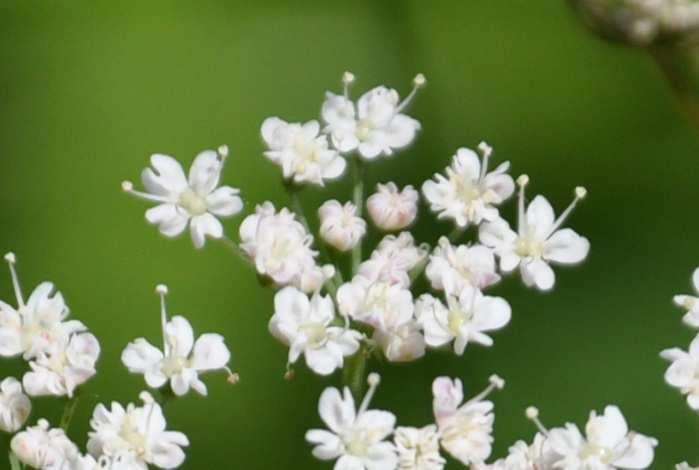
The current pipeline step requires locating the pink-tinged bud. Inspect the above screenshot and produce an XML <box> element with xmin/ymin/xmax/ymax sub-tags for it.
<box><xmin>367</xmin><ymin>183</ymin><xmax>418</xmax><ymax>232</ymax></box>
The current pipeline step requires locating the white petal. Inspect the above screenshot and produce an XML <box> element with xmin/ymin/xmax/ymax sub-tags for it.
<box><xmin>188</xmin><ymin>150</ymin><xmax>222</xmax><ymax>195</ymax></box>
<box><xmin>145</xmin><ymin>204</ymin><xmax>189</xmax><ymax>237</ymax></box>
<box><xmin>206</xmin><ymin>186</ymin><xmax>243</xmax><ymax>217</ymax></box>
<box><xmin>121</xmin><ymin>338</ymin><xmax>164</xmax><ymax>373</ymax></box>
<box><xmin>165</xmin><ymin>316</ymin><xmax>194</xmax><ymax>358</ymax></box>
<box><xmin>190</xmin><ymin>213</ymin><xmax>223</xmax><ymax>248</ymax></box>
<box><xmin>318</xmin><ymin>386</ymin><xmax>355</xmax><ymax>434</ymax></box>
<box><xmin>545</xmin><ymin>228</ymin><xmax>590</xmax><ymax>264</ymax></box>
<box><xmin>615</xmin><ymin>434</ymin><xmax>657</xmax><ymax>469</ymax></box>
<box><xmin>142</xmin><ymin>154</ymin><xmax>188</xmax><ymax>197</ymax></box>
<box><xmin>525</xmin><ymin>196</ymin><xmax>555</xmax><ymax>239</ymax></box>
<box><xmin>521</xmin><ymin>258</ymin><xmax>555</xmax><ymax>291</ymax></box>
<box><xmin>191</xmin><ymin>334</ymin><xmax>230</xmax><ymax>371</ymax></box>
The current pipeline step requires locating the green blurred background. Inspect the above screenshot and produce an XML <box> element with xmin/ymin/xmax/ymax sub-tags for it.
<box><xmin>1</xmin><ymin>1</ymin><xmax>698</xmax><ymax>468</ymax></box>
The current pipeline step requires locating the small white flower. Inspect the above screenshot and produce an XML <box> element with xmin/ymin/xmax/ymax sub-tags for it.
<box><xmin>474</xmin><ymin>434</ymin><xmax>556</xmax><ymax>470</ymax></box>
<box><xmin>122</xmin><ymin>147</ymin><xmax>243</xmax><ymax>249</ymax></box>
<box><xmin>66</xmin><ymin>453</ymin><xmax>142</xmax><ymax>470</ymax></box>
<box><xmin>546</xmin><ymin>405</ymin><xmax>657</xmax><ymax>469</ymax></box>
<box><xmin>425</xmin><ymin>238</ymin><xmax>500</xmax><ymax>293</ymax></box>
<box><xmin>318</xmin><ymin>200</ymin><xmax>367</xmax><ymax>252</ymax></box>
<box><xmin>122</xmin><ymin>286</ymin><xmax>233</xmax><ymax>397</ymax></box>
<box><xmin>358</xmin><ymin>232</ymin><xmax>428</xmax><ymax>287</ymax></box>
<box><xmin>269</xmin><ymin>286</ymin><xmax>362</xmax><ymax>376</ymax></box>
<box><xmin>87</xmin><ymin>391</ymin><xmax>189</xmax><ymax>469</ymax></box>
<box><xmin>673</xmin><ymin>267</ymin><xmax>699</xmax><ymax>328</ymax></box>
<box><xmin>11</xmin><ymin>418</ymin><xmax>78</xmax><ymax>469</ymax></box>
<box><xmin>394</xmin><ymin>425</ymin><xmax>445</xmax><ymax>470</ymax></box>
<box><xmin>261</xmin><ymin>118</ymin><xmax>346</xmax><ymax>185</ymax></box>
<box><xmin>431</xmin><ymin>375</ymin><xmax>504</xmax><ymax>466</ymax></box>
<box><xmin>239</xmin><ymin>202</ymin><xmax>335</xmax><ymax>293</ymax></box>
<box><xmin>367</xmin><ymin>183</ymin><xmax>419</xmax><ymax>231</ymax></box>
<box><xmin>306</xmin><ymin>373</ymin><xmax>397</xmax><ymax>469</ymax></box>
<box><xmin>373</xmin><ymin>315</ymin><xmax>426</xmax><ymax>363</ymax></box>
<box><xmin>0</xmin><ymin>253</ymin><xmax>86</xmax><ymax>360</ymax></box>
<box><xmin>0</xmin><ymin>377</ymin><xmax>31</xmax><ymax>433</ymax></box>
<box><xmin>416</xmin><ymin>286</ymin><xmax>511</xmax><ymax>355</ymax></box>
<box><xmin>422</xmin><ymin>144</ymin><xmax>514</xmax><ymax>228</ymax></box>
<box><xmin>661</xmin><ymin>334</ymin><xmax>699</xmax><ymax>409</ymax></box>
<box><xmin>479</xmin><ymin>177</ymin><xmax>589</xmax><ymax>291</ymax></box>
<box><xmin>337</xmin><ymin>276</ymin><xmax>414</xmax><ymax>327</ymax></box>
<box><xmin>321</xmin><ymin>72</ymin><xmax>423</xmax><ymax>160</ymax></box>
<box><xmin>23</xmin><ymin>331</ymin><xmax>100</xmax><ymax>398</ymax></box>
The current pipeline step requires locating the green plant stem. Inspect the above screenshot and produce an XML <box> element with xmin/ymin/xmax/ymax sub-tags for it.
<box><xmin>351</xmin><ymin>158</ymin><xmax>365</xmax><ymax>276</ymax></box>
<box><xmin>342</xmin><ymin>346</ymin><xmax>367</xmax><ymax>400</ymax></box>
<box><xmin>9</xmin><ymin>450</ymin><xmax>22</xmax><ymax>470</ymax></box>
<box><xmin>60</xmin><ymin>394</ymin><xmax>80</xmax><ymax>432</ymax></box>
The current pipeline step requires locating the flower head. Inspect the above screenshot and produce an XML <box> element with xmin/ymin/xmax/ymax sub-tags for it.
<box><xmin>87</xmin><ymin>391</ymin><xmax>189</xmax><ymax>469</ymax></box>
<box><xmin>0</xmin><ymin>253</ymin><xmax>86</xmax><ymax>360</ymax></box>
<box><xmin>261</xmin><ymin>118</ymin><xmax>346</xmax><ymax>185</ymax></box>
<box><xmin>306</xmin><ymin>373</ymin><xmax>397</xmax><ymax>469</ymax></box>
<box><xmin>122</xmin><ymin>147</ymin><xmax>243</xmax><ymax>249</ymax></box>
<box><xmin>318</xmin><ymin>200</ymin><xmax>367</xmax><ymax>252</ymax></box>
<box><xmin>422</xmin><ymin>144</ymin><xmax>514</xmax><ymax>228</ymax></box>
<box><xmin>425</xmin><ymin>238</ymin><xmax>500</xmax><ymax>293</ymax></box>
<box><xmin>0</xmin><ymin>377</ymin><xmax>31</xmax><ymax>433</ymax></box>
<box><xmin>479</xmin><ymin>177</ymin><xmax>589</xmax><ymax>291</ymax></box>
<box><xmin>121</xmin><ymin>286</ymin><xmax>233</xmax><ymax>397</ymax></box>
<box><xmin>367</xmin><ymin>182</ymin><xmax>419</xmax><ymax>231</ymax></box>
<box><xmin>416</xmin><ymin>286</ymin><xmax>511</xmax><ymax>355</ymax></box>
<box><xmin>673</xmin><ymin>267</ymin><xmax>699</xmax><ymax>328</ymax></box>
<box><xmin>358</xmin><ymin>232</ymin><xmax>428</xmax><ymax>288</ymax></box>
<box><xmin>11</xmin><ymin>419</ymin><xmax>78</xmax><ymax>469</ymax></box>
<box><xmin>269</xmin><ymin>286</ymin><xmax>362</xmax><ymax>375</ymax></box>
<box><xmin>321</xmin><ymin>72</ymin><xmax>423</xmax><ymax>160</ymax></box>
<box><xmin>394</xmin><ymin>425</ymin><xmax>445</xmax><ymax>470</ymax></box>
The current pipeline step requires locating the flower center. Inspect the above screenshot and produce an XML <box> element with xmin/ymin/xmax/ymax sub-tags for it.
<box><xmin>579</xmin><ymin>443</ymin><xmax>613</xmax><ymax>463</ymax></box>
<box><xmin>363</xmin><ymin>283</ymin><xmax>391</xmax><ymax>317</ymax></box>
<box><xmin>161</xmin><ymin>355</ymin><xmax>189</xmax><ymax>376</ymax></box>
<box><xmin>356</xmin><ymin>119</ymin><xmax>374</xmax><ymax>141</ymax></box>
<box><xmin>178</xmin><ymin>189</ymin><xmax>208</xmax><ymax>216</ymax></box>
<box><xmin>515</xmin><ymin>236</ymin><xmax>544</xmax><ymax>258</ymax></box>
<box><xmin>299</xmin><ymin>322</ymin><xmax>328</xmax><ymax>347</ymax></box>
<box><xmin>447</xmin><ymin>307</ymin><xmax>471</xmax><ymax>335</ymax></box>
<box><xmin>120</xmin><ymin>415</ymin><xmax>147</xmax><ymax>456</ymax></box>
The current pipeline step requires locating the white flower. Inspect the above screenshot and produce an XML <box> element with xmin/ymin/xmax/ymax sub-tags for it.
<box><xmin>431</xmin><ymin>375</ymin><xmax>504</xmax><ymax>466</ymax></box>
<box><xmin>11</xmin><ymin>419</ymin><xmax>78</xmax><ymax>470</ymax></box>
<box><xmin>239</xmin><ymin>202</ymin><xmax>335</xmax><ymax>293</ymax></box>
<box><xmin>475</xmin><ymin>434</ymin><xmax>556</xmax><ymax>470</ymax></box>
<box><xmin>479</xmin><ymin>176</ymin><xmax>589</xmax><ymax>291</ymax></box>
<box><xmin>367</xmin><ymin>183</ymin><xmax>419</xmax><ymax>231</ymax></box>
<box><xmin>394</xmin><ymin>425</ymin><xmax>445</xmax><ymax>470</ymax></box>
<box><xmin>425</xmin><ymin>238</ymin><xmax>500</xmax><ymax>294</ymax></box>
<box><xmin>358</xmin><ymin>232</ymin><xmax>428</xmax><ymax>287</ymax></box>
<box><xmin>0</xmin><ymin>253</ymin><xmax>86</xmax><ymax>360</ymax></box>
<box><xmin>660</xmin><ymin>334</ymin><xmax>699</xmax><ymax>409</ymax></box>
<box><xmin>23</xmin><ymin>332</ymin><xmax>100</xmax><ymax>398</ymax></box>
<box><xmin>122</xmin><ymin>146</ymin><xmax>243</xmax><ymax>249</ymax></box>
<box><xmin>318</xmin><ymin>200</ymin><xmax>367</xmax><ymax>252</ymax></box>
<box><xmin>87</xmin><ymin>391</ymin><xmax>189</xmax><ymax>469</ymax></box>
<box><xmin>373</xmin><ymin>314</ymin><xmax>426</xmax><ymax>363</ymax></box>
<box><xmin>337</xmin><ymin>277</ymin><xmax>414</xmax><ymax>327</ymax></box>
<box><xmin>673</xmin><ymin>267</ymin><xmax>699</xmax><ymax>328</ymax></box>
<box><xmin>416</xmin><ymin>286</ymin><xmax>511</xmax><ymax>355</ymax></box>
<box><xmin>547</xmin><ymin>405</ymin><xmax>657</xmax><ymax>469</ymax></box>
<box><xmin>422</xmin><ymin>143</ymin><xmax>514</xmax><ymax>228</ymax></box>
<box><xmin>269</xmin><ymin>286</ymin><xmax>362</xmax><ymax>375</ymax></box>
<box><xmin>261</xmin><ymin>118</ymin><xmax>346</xmax><ymax>185</ymax></box>
<box><xmin>122</xmin><ymin>286</ymin><xmax>233</xmax><ymax>397</ymax></box>
<box><xmin>321</xmin><ymin>72</ymin><xmax>424</xmax><ymax>160</ymax></box>
<box><xmin>0</xmin><ymin>377</ymin><xmax>31</xmax><ymax>433</ymax></box>
<box><xmin>306</xmin><ymin>373</ymin><xmax>397</xmax><ymax>469</ymax></box>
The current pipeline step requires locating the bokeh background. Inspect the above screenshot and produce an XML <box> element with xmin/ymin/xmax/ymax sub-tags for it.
<box><xmin>1</xmin><ymin>1</ymin><xmax>698</xmax><ymax>468</ymax></box>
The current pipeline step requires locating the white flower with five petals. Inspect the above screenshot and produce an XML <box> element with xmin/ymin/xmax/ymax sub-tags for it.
<box><xmin>0</xmin><ymin>377</ymin><xmax>31</xmax><ymax>433</ymax></box>
<box><xmin>673</xmin><ymin>267</ymin><xmax>699</xmax><ymax>328</ymax></box>
<box><xmin>306</xmin><ymin>373</ymin><xmax>397</xmax><ymax>470</ymax></box>
<box><xmin>321</xmin><ymin>72</ymin><xmax>424</xmax><ymax>160</ymax></box>
<box><xmin>11</xmin><ymin>419</ymin><xmax>78</xmax><ymax>470</ymax></box>
<box><xmin>261</xmin><ymin>118</ymin><xmax>346</xmax><ymax>185</ymax></box>
<box><xmin>122</xmin><ymin>146</ymin><xmax>243</xmax><ymax>249</ymax></box>
<box><xmin>479</xmin><ymin>176</ymin><xmax>589</xmax><ymax>291</ymax></box>
<box><xmin>269</xmin><ymin>287</ymin><xmax>362</xmax><ymax>375</ymax></box>
<box><xmin>122</xmin><ymin>286</ymin><xmax>233</xmax><ymax>397</ymax></box>
<box><xmin>367</xmin><ymin>182</ymin><xmax>419</xmax><ymax>232</ymax></box>
<box><xmin>318</xmin><ymin>200</ymin><xmax>367</xmax><ymax>252</ymax></box>
<box><xmin>425</xmin><ymin>238</ymin><xmax>500</xmax><ymax>294</ymax></box>
<box><xmin>394</xmin><ymin>425</ymin><xmax>445</xmax><ymax>470</ymax></box>
<box><xmin>422</xmin><ymin>144</ymin><xmax>514</xmax><ymax>228</ymax></box>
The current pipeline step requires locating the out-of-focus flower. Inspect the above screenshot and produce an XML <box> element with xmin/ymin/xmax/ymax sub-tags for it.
<box><xmin>269</xmin><ymin>287</ymin><xmax>362</xmax><ymax>375</ymax></box>
<box><xmin>321</xmin><ymin>72</ymin><xmax>424</xmax><ymax>160</ymax></box>
<box><xmin>318</xmin><ymin>200</ymin><xmax>366</xmax><ymax>252</ymax></box>
<box><xmin>358</xmin><ymin>232</ymin><xmax>428</xmax><ymax>287</ymax></box>
<box><xmin>87</xmin><ymin>392</ymin><xmax>189</xmax><ymax>469</ymax></box>
<box><xmin>0</xmin><ymin>377</ymin><xmax>31</xmax><ymax>433</ymax></box>
<box><xmin>239</xmin><ymin>202</ymin><xmax>335</xmax><ymax>293</ymax></box>
<box><xmin>23</xmin><ymin>332</ymin><xmax>100</xmax><ymax>398</ymax></box>
<box><xmin>0</xmin><ymin>253</ymin><xmax>86</xmax><ymax>360</ymax></box>
<box><xmin>122</xmin><ymin>285</ymin><xmax>233</xmax><ymax>397</ymax></box>
<box><xmin>661</xmin><ymin>333</ymin><xmax>699</xmax><ymax>409</ymax></box>
<box><xmin>422</xmin><ymin>144</ymin><xmax>514</xmax><ymax>228</ymax></box>
<box><xmin>367</xmin><ymin>182</ymin><xmax>419</xmax><ymax>232</ymax></box>
<box><xmin>479</xmin><ymin>176</ymin><xmax>589</xmax><ymax>291</ymax></box>
<box><xmin>306</xmin><ymin>373</ymin><xmax>397</xmax><ymax>469</ymax></box>
<box><xmin>261</xmin><ymin>118</ymin><xmax>346</xmax><ymax>186</ymax></box>
<box><xmin>425</xmin><ymin>238</ymin><xmax>500</xmax><ymax>293</ymax></box>
<box><xmin>394</xmin><ymin>425</ymin><xmax>445</xmax><ymax>470</ymax></box>
<box><xmin>122</xmin><ymin>146</ymin><xmax>243</xmax><ymax>249</ymax></box>
<box><xmin>673</xmin><ymin>267</ymin><xmax>699</xmax><ymax>328</ymax></box>
<box><xmin>416</xmin><ymin>286</ymin><xmax>511</xmax><ymax>355</ymax></box>
<box><xmin>11</xmin><ymin>419</ymin><xmax>78</xmax><ymax>469</ymax></box>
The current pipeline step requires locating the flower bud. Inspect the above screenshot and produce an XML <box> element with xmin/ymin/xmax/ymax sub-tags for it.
<box><xmin>318</xmin><ymin>200</ymin><xmax>367</xmax><ymax>252</ymax></box>
<box><xmin>367</xmin><ymin>183</ymin><xmax>418</xmax><ymax>232</ymax></box>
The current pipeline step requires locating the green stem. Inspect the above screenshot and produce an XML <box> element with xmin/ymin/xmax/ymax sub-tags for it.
<box><xmin>9</xmin><ymin>450</ymin><xmax>22</xmax><ymax>470</ymax></box>
<box><xmin>342</xmin><ymin>346</ymin><xmax>367</xmax><ymax>400</ymax></box>
<box><xmin>448</xmin><ymin>226</ymin><xmax>464</xmax><ymax>243</ymax></box>
<box><xmin>351</xmin><ymin>158</ymin><xmax>365</xmax><ymax>276</ymax></box>
<box><xmin>220</xmin><ymin>236</ymin><xmax>253</xmax><ymax>267</ymax></box>
<box><xmin>60</xmin><ymin>395</ymin><xmax>80</xmax><ymax>432</ymax></box>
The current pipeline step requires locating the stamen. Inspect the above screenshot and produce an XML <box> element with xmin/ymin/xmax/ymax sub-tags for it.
<box><xmin>358</xmin><ymin>372</ymin><xmax>381</xmax><ymax>415</ymax></box>
<box><xmin>284</xmin><ymin>363</ymin><xmax>295</xmax><ymax>381</ymax></box>
<box><xmin>224</xmin><ymin>366</ymin><xmax>239</xmax><ymax>385</ymax></box>
<box><xmin>516</xmin><ymin>175</ymin><xmax>529</xmax><ymax>235</ymax></box>
<box><xmin>466</xmin><ymin>374</ymin><xmax>505</xmax><ymax>405</ymax></box>
<box><xmin>155</xmin><ymin>284</ymin><xmax>170</xmax><ymax>356</ymax></box>
<box><xmin>396</xmin><ymin>73</ymin><xmax>426</xmax><ymax>113</ymax></box>
<box><xmin>546</xmin><ymin>186</ymin><xmax>587</xmax><ymax>237</ymax></box>
<box><xmin>342</xmin><ymin>71</ymin><xmax>355</xmax><ymax>99</ymax></box>
<box><xmin>478</xmin><ymin>141</ymin><xmax>493</xmax><ymax>180</ymax></box>
<box><xmin>121</xmin><ymin>181</ymin><xmax>170</xmax><ymax>203</ymax></box>
<box><xmin>4</xmin><ymin>252</ymin><xmax>24</xmax><ymax>307</ymax></box>
<box><xmin>525</xmin><ymin>406</ymin><xmax>550</xmax><ymax>436</ymax></box>
<box><xmin>217</xmin><ymin>145</ymin><xmax>229</xmax><ymax>160</ymax></box>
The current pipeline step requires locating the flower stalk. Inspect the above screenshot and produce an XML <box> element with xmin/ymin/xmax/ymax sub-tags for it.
<box><xmin>351</xmin><ymin>157</ymin><xmax>365</xmax><ymax>275</ymax></box>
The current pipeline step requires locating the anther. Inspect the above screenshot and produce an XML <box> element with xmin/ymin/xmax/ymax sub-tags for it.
<box><xmin>342</xmin><ymin>71</ymin><xmax>355</xmax><ymax>85</ymax></box>
<box><xmin>367</xmin><ymin>372</ymin><xmax>381</xmax><ymax>387</ymax></box>
<box><xmin>525</xmin><ymin>405</ymin><xmax>550</xmax><ymax>436</ymax></box>
<box><xmin>489</xmin><ymin>374</ymin><xmax>505</xmax><ymax>389</ymax></box>
<box><xmin>121</xmin><ymin>181</ymin><xmax>134</xmax><ymax>192</ymax></box>
<box><xmin>413</xmin><ymin>73</ymin><xmax>426</xmax><ymax>87</ymax></box>
<box><xmin>517</xmin><ymin>174</ymin><xmax>530</xmax><ymax>187</ymax></box>
<box><xmin>155</xmin><ymin>284</ymin><xmax>169</xmax><ymax>296</ymax></box>
<box><xmin>575</xmin><ymin>186</ymin><xmax>587</xmax><ymax>199</ymax></box>
<box><xmin>4</xmin><ymin>252</ymin><xmax>16</xmax><ymax>264</ymax></box>
<box><xmin>217</xmin><ymin>145</ymin><xmax>229</xmax><ymax>159</ymax></box>
<box><xmin>478</xmin><ymin>141</ymin><xmax>493</xmax><ymax>159</ymax></box>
